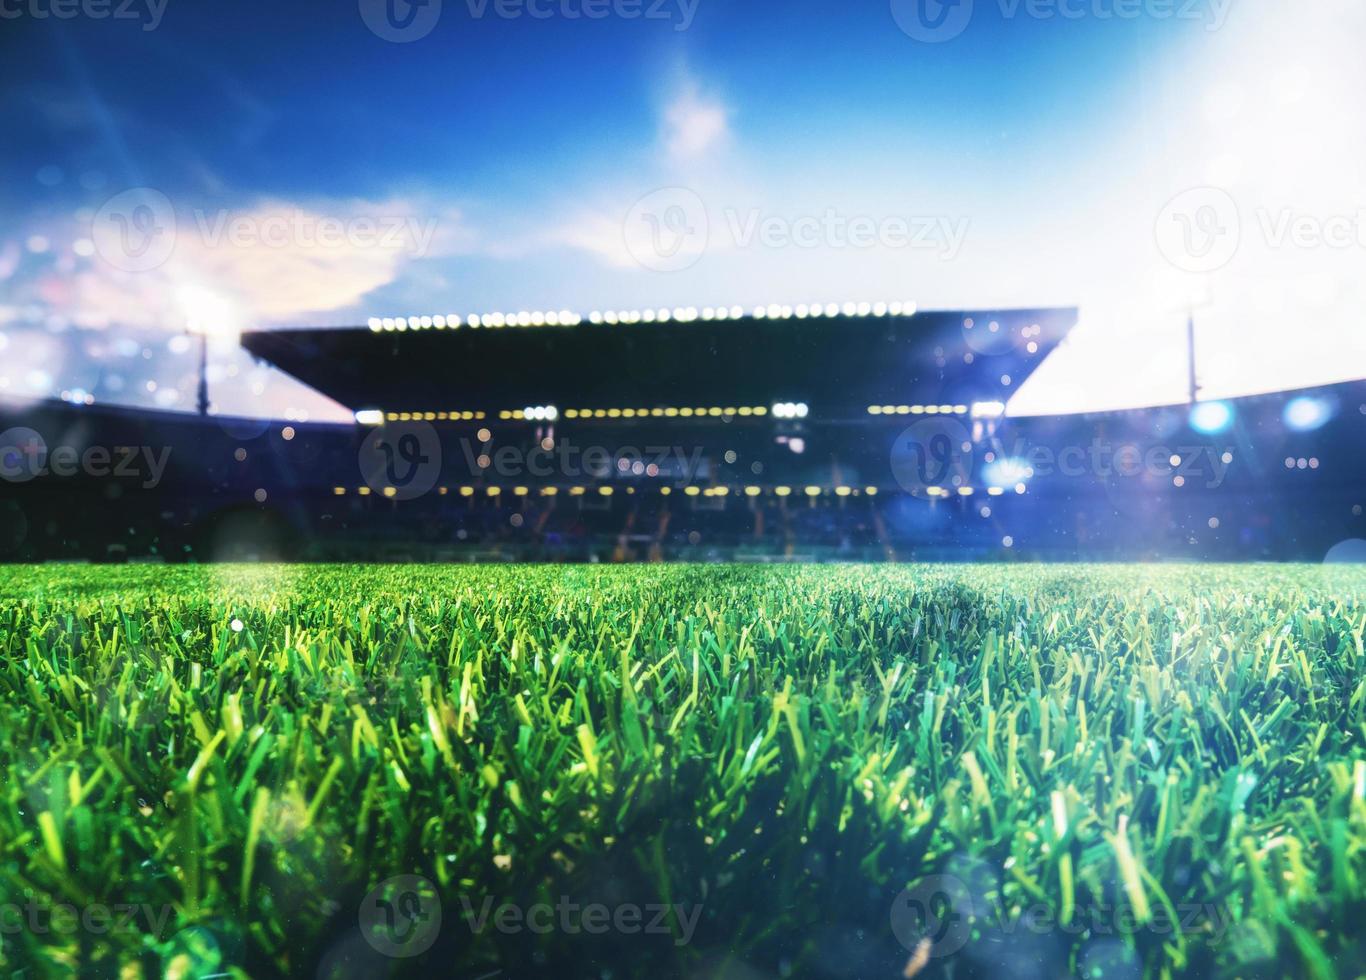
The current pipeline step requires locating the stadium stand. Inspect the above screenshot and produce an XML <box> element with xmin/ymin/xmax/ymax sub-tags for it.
<box><xmin>1</xmin><ymin>304</ymin><xmax>1362</xmax><ymax>561</ymax></box>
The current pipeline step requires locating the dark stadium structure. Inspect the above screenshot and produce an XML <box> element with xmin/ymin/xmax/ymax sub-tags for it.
<box><xmin>1</xmin><ymin>303</ymin><xmax>1363</xmax><ymax>562</ymax></box>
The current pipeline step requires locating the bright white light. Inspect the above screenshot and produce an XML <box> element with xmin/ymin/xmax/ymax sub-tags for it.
<box><xmin>177</xmin><ymin>284</ymin><xmax>240</xmax><ymax>339</ymax></box>
<box><xmin>794</xmin><ymin>402</ymin><xmax>808</xmax><ymax>418</ymax></box>
<box><xmin>971</xmin><ymin>400</ymin><xmax>1007</xmax><ymax>419</ymax></box>
<box><xmin>354</xmin><ymin>409</ymin><xmax>384</xmax><ymax>426</ymax></box>
<box><xmin>1190</xmin><ymin>400</ymin><xmax>1235</xmax><ymax>434</ymax></box>
<box><xmin>1284</xmin><ymin>395</ymin><xmax>1333</xmax><ymax>432</ymax></box>
<box><xmin>983</xmin><ymin>457</ymin><xmax>1034</xmax><ymax>488</ymax></box>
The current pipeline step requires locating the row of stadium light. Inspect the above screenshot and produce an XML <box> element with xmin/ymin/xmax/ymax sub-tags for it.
<box><xmin>497</xmin><ymin>405</ymin><xmax>558</xmax><ymax>421</ymax></box>
<box><xmin>336</xmin><ymin>484</ymin><xmax>887</xmax><ymax>498</ymax></box>
<box><xmin>924</xmin><ymin>485</ymin><xmax>1025</xmax><ymax>497</ymax></box>
<box><xmin>868</xmin><ymin>404</ymin><xmax>968</xmax><ymax>416</ymax></box>
<box><xmin>334</xmin><ymin>484</ymin><xmax>1030</xmax><ymax>498</ymax></box>
<box><xmin>361</xmin><ymin>403</ymin><xmax>814</xmax><ymax>424</ymax></box>
<box><xmin>380</xmin><ymin>410</ymin><xmax>487</xmax><ymax>422</ymax></box>
<box><xmin>367</xmin><ymin>312</ymin><xmax>583</xmax><ymax>331</ymax></box>
<box><xmin>333</xmin><ymin>485</ymin><xmax>1038</xmax><ymax>501</ymax></box>
<box><xmin>365</xmin><ymin>301</ymin><xmax>917</xmax><ymax>333</ymax></box>
<box><xmin>562</xmin><ymin>405</ymin><xmax>772</xmax><ymax>419</ymax></box>
<box><xmin>865</xmin><ymin>401</ymin><xmax>1008</xmax><ymax>418</ymax></box>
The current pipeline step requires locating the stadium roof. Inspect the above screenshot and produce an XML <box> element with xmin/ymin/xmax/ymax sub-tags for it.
<box><xmin>242</xmin><ymin>304</ymin><xmax>1077</xmax><ymax>417</ymax></box>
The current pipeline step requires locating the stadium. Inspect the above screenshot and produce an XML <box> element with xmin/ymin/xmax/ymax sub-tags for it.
<box><xmin>4</xmin><ymin>3</ymin><xmax>1366</xmax><ymax>978</ymax></box>
<box><xmin>3</xmin><ymin>302</ymin><xmax>1362</xmax><ymax>563</ymax></box>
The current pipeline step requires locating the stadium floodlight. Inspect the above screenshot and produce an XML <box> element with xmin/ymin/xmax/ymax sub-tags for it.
<box><xmin>1283</xmin><ymin>396</ymin><xmax>1333</xmax><ymax>432</ymax></box>
<box><xmin>354</xmin><ymin>409</ymin><xmax>384</xmax><ymax>426</ymax></box>
<box><xmin>984</xmin><ymin>457</ymin><xmax>1033</xmax><ymax>489</ymax></box>
<box><xmin>971</xmin><ymin>401</ymin><xmax>1007</xmax><ymax>418</ymax></box>
<box><xmin>1189</xmin><ymin>400</ymin><xmax>1234</xmax><ymax>435</ymax></box>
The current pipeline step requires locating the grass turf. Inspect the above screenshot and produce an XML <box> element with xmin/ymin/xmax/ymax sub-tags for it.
<box><xmin>1</xmin><ymin>564</ymin><xmax>1364</xmax><ymax>978</ymax></box>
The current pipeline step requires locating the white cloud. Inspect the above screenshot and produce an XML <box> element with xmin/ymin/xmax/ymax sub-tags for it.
<box><xmin>29</xmin><ymin>197</ymin><xmax>468</xmax><ymax>333</ymax></box>
<box><xmin>661</xmin><ymin>82</ymin><xmax>729</xmax><ymax>162</ymax></box>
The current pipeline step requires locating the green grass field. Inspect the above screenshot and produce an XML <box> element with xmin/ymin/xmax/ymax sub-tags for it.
<box><xmin>1</xmin><ymin>564</ymin><xmax>1364</xmax><ymax>978</ymax></box>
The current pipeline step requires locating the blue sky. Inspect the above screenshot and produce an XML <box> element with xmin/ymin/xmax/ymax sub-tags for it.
<box><xmin>1</xmin><ymin>0</ymin><xmax>1363</xmax><ymax>419</ymax></box>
